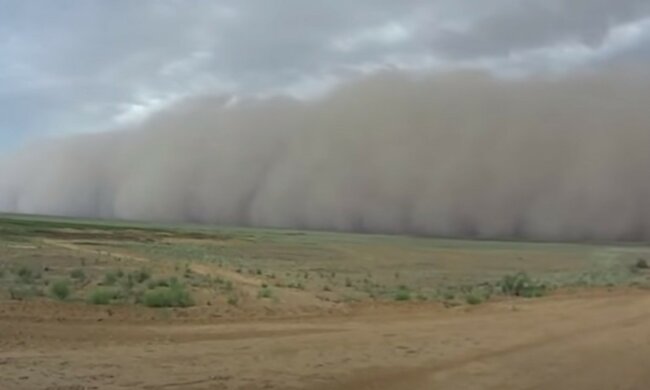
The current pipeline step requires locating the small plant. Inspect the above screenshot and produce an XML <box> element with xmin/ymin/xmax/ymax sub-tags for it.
<box><xmin>227</xmin><ymin>295</ymin><xmax>239</xmax><ymax>306</ymax></box>
<box><xmin>465</xmin><ymin>292</ymin><xmax>484</xmax><ymax>305</ymax></box>
<box><xmin>500</xmin><ymin>272</ymin><xmax>546</xmax><ymax>298</ymax></box>
<box><xmin>15</xmin><ymin>266</ymin><xmax>37</xmax><ymax>283</ymax></box>
<box><xmin>345</xmin><ymin>278</ymin><xmax>353</xmax><ymax>287</ymax></box>
<box><xmin>394</xmin><ymin>289</ymin><xmax>411</xmax><ymax>301</ymax></box>
<box><xmin>49</xmin><ymin>280</ymin><xmax>71</xmax><ymax>301</ymax></box>
<box><xmin>9</xmin><ymin>286</ymin><xmax>44</xmax><ymax>300</ymax></box>
<box><xmin>323</xmin><ymin>285</ymin><xmax>332</xmax><ymax>292</ymax></box>
<box><xmin>256</xmin><ymin>269</ymin><xmax>263</xmax><ymax>275</ymax></box>
<box><xmin>88</xmin><ymin>288</ymin><xmax>117</xmax><ymax>305</ymax></box>
<box><xmin>70</xmin><ymin>269</ymin><xmax>86</xmax><ymax>280</ymax></box>
<box><xmin>142</xmin><ymin>284</ymin><xmax>194</xmax><ymax>308</ymax></box>
<box><xmin>103</xmin><ymin>271</ymin><xmax>119</xmax><ymax>286</ymax></box>
<box><xmin>258</xmin><ymin>287</ymin><xmax>272</xmax><ymax>299</ymax></box>
<box><xmin>442</xmin><ymin>290</ymin><xmax>456</xmax><ymax>301</ymax></box>
<box><xmin>132</xmin><ymin>268</ymin><xmax>151</xmax><ymax>284</ymax></box>
<box><xmin>635</xmin><ymin>258</ymin><xmax>649</xmax><ymax>270</ymax></box>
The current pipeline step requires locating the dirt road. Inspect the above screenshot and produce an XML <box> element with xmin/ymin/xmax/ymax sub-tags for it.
<box><xmin>1</xmin><ymin>290</ymin><xmax>650</xmax><ymax>390</ymax></box>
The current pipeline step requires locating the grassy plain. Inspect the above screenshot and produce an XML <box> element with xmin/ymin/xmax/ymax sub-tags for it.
<box><xmin>2</xmin><ymin>213</ymin><xmax>650</xmax><ymax>389</ymax></box>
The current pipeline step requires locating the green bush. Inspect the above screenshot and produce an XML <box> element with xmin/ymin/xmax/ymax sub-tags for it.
<box><xmin>49</xmin><ymin>280</ymin><xmax>71</xmax><ymax>300</ymax></box>
<box><xmin>131</xmin><ymin>268</ymin><xmax>151</xmax><ymax>284</ymax></box>
<box><xmin>143</xmin><ymin>284</ymin><xmax>193</xmax><ymax>308</ymax></box>
<box><xmin>103</xmin><ymin>271</ymin><xmax>119</xmax><ymax>286</ymax></box>
<box><xmin>465</xmin><ymin>292</ymin><xmax>484</xmax><ymax>305</ymax></box>
<box><xmin>500</xmin><ymin>272</ymin><xmax>546</xmax><ymax>298</ymax></box>
<box><xmin>70</xmin><ymin>269</ymin><xmax>86</xmax><ymax>280</ymax></box>
<box><xmin>394</xmin><ymin>289</ymin><xmax>411</xmax><ymax>301</ymax></box>
<box><xmin>636</xmin><ymin>259</ymin><xmax>649</xmax><ymax>270</ymax></box>
<box><xmin>442</xmin><ymin>291</ymin><xmax>456</xmax><ymax>300</ymax></box>
<box><xmin>9</xmin><ymin>286</ymin><xmax>44</xmax><ymax>300</ymax></box>
<box><xmin>15</xmin><ymin>266</ymin><xmax>39</xmax><ymax>283</ymax></box>
<box><xmin>257</xmin><ymin>287</ymin><xmax>272</xmax><ymax>299</ymax></box>
<box><xmin>88</xmin><ymin>288</ymin><xmax>118</xmax><ymax>305</ymax></box>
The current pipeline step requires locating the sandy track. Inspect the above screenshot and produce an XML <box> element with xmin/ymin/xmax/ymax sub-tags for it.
<box><xmin>1</xmin><ymin>290</ymin><xmax>650</xmax><ymax>389</ymax></box>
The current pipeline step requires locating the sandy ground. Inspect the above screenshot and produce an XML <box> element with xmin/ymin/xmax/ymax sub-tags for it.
<box><xmin>1</xmin><ymin>289</ymin><xmax>650</xmax><ymax>390</ymax></box>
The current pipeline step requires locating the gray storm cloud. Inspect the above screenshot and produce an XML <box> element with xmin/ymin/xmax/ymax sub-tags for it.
<box><xmin>2</xmin><ymin>69</ymin><xmax>650</xmax><ymax>241</ymax></box>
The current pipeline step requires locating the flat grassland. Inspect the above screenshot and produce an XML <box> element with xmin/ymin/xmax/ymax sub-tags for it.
<box><xmin>1</xmin><ymin>213</ymin><xmax>650</xmax><ymax>389</ymax></box>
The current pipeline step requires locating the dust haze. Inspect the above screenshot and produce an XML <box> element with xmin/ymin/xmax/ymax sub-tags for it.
<box><xmin>2</xmin><ymin>70</ymin><xmax>650</xmax><ymax>241</ymax></box>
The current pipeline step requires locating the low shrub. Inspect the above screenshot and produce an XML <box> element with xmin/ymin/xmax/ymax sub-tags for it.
<box><xmin>394</xmin><ymin>289</ymin><xmax>411</xmax><ymax>301</ymax></box>
<box><xmin>143</xmin><ymin>284</ymin><xmax>193</xmax><ymax>308</ymax></box>
<box><xmin>465</xmin><ymin>292</ymin><xmax>484</xmax><ymax>305</ymax></box>
<box><xmin>50</xmin><ymin>280</ymin><xmax>71</xmax><ymax>300</ymax></box>
<box><xmin>70</xmin><ymin>268</ymin><xmax>86</xmax><ymax>280</ymax></box>
<box><xmin>257</xmin><ymin>287</ymin><xmax>272</xmax><ymax>299</ymax></box>
<box><xmin>499</xmin><ymin>272</ymin><xmax>547</xmax><ymax>298</ymax></box>
<box><xmin>15</xmin><ymin>266</ymin><xmax>39</xmax><ymax>283</ymax></box>
<box><xmin>131</xmin><ymin>268</ymin><xmax>151</xmax><ymax>284</ymax></box>
<box><xmin>102</xmin><ymin>271</ymin><xmax>119</xmax><ymax>286</ymax></box>
<box><xmin>9</xmin><ymin>286</ymin><xmax>44</xmax><ymax>300</ymax></box>
<box><xmin>88</xmin><ymin>288</ymin><xmax>118</xmax><ymax>305</ymax></box>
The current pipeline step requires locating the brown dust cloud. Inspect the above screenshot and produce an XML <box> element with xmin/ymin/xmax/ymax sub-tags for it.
<box><xmin>2</xmin><ymin>69</ymin><xmax>650</xmax><ymax>241</ymax></box>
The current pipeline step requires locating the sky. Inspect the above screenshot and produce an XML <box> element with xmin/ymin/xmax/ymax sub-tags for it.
<box><xmin>2</xmin><ymin>0</ymin><xmax>650</xmax><ymax>151</ymax></box>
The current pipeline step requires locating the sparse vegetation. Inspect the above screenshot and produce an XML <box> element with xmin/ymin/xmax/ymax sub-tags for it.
<box><xmin>131</xmin><ymin>268</ymin><xmax>151</xmax><ymax>283</ymax></box>
<box><xmin>88</xmin><ymin>288</ymin><xmax>118</xmax><ymax>305</ymax></box>
<box><xmin>147</xmin><ymin>276</ymin><xmax>179</xmax><ymax>289</ymax></box>
<box><xmin>143</xmin><ymin>283</ymin><xmax>194</xmax><ymax>308</ymax></box>
<box><xmin>258</xmin><ymin>287</ymin><xmax>272</xmax><ymax>299</ymax></box>
<box><xmin>465</xmin><ymin>292</ymin><xmax>485</xmax><ymax>305</ymax></box>
<box><xmin>49</xmin><ymin>280</ymin><xmax>71</xmax><ymax>300</ymax></box>
<box><xmin>500</xmin><ymin>272</ymin><xmax>547</xmax><ymax>298</ymax></box>
<box><xmin>102</xmin><ymin>271</ymin><xmax>119</xmax><ymax>286</ymax></box>
<box><xmin>9</xmin><ymin>286</ymin><xmax>44</xmax><ymax>300</ymax></box>
<box><xmin>15</xmin><ymin>266</ymin><xmax>38</xmax><ymax>283</ymax></box>
<box><xmin>2</xmin><ymin>214</ymin><xmax>650</xmax><ymax>313</ymax></box>
<box><xmin>70</xmin><ymin>268</ymin><xmax>85</xmax><ymax>280</ymax></box>
<box><xmin>394</xmin><ymin>288</ymin><xmax>411</xmax><ymax>301</ymax></box>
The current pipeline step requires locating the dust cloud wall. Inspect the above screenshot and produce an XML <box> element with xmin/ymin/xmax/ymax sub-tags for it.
<box><xmin>2</xmin><ymin>70</ymin><xmax>650</xmax><ymax>241</ymax></box>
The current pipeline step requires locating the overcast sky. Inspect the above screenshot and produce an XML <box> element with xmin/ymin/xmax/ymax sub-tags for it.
<box><xmin>2</xmin><ymin>0</ymin><xmax>650</xmax><ymax>151</ymax></box>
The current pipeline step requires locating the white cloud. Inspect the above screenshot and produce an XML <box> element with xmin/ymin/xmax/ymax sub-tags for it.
<box><xmin>1</xmin><ymin>0</ymin><xmax>650</xmax><ymax>147</ymax></box>
<box><xmin>332</xmin><ymin>22</ymin><xmax>411</xmax><ymax>52</ymax></box>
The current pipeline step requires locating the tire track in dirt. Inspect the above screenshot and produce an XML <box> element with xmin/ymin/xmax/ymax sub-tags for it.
<box><xmin>326</xmin><ymin>294</ymin><xmax>650</xmax><ymax>390</ymax></box>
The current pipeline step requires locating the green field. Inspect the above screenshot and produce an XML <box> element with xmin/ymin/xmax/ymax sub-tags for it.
<box><xmin>1</xmin><ymin>213</ymin><xmax>649</xmax><ymax>310</ymax></box>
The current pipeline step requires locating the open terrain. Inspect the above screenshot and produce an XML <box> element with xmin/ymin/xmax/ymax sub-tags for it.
<box><xmin>1</xmin><ymin>213</ymin><xmax>650</xmax><ymax>389</ymax></box>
